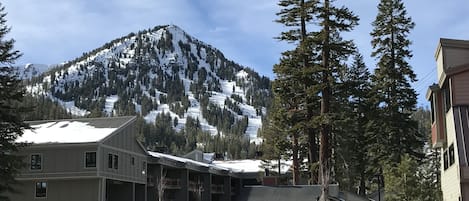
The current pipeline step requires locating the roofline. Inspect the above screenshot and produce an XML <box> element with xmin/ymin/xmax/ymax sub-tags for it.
<box><xmin>25</xmin><ymin>116</ymin><xmax>136</xmax><ymax>124</ymax></box>
<box><xmin>437</xmin><ymin>38</ymin><xmax>469</xmax><ymax>59</ymax></box>
<box><xmin>99</xmin><ymin>116</ymin><xmax>137</xmax><ymax>143</ymax></box>
<box><xmin>426</xmin><ymin>84</ymin><xmax>440</xmax><ymax>100</ymax></box>
<box><xmin>20</xmin><ymin>142</ymin><xmax>98</xmax><ymax>149</ymax></box>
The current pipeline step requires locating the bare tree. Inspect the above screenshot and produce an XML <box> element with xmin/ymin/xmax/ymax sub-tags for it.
<box><xmin>156</xmin><ymin>169</ymin><xmax>167</xmax><ymax>201</ymax></box>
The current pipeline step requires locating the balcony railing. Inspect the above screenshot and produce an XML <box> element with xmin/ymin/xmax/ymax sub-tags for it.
<box><xmin>211</xmin><ymin>184</ymin><xmax>224</xmax><ymax>194</ymax></box>
<box><xmin>189</xmin><ymin>181</ymin><xmax>204</xmax><ymax>192</ymax></box>
<box><xmin>163</xmin><ymin>178</ymin><xmax>181</xmax><ymax>189</ymax></box>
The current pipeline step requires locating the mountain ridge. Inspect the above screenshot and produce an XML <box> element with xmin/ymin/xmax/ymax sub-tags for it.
<box><xmin>24</xmin><ymin>25</ymin><xmax>271</xmax><ymax>146</ymax></box>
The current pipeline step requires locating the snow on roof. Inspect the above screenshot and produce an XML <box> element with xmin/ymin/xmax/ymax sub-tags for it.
<box><xmin>212</xmin><ymin>159</ymin><xmax>292</xmax><ymax>174</ymax></box>
<box><xmin>17</xmin><ymin>121</ymin><xmax>118</xmax><ymax>144</ymax></box>
<box><xmin>149</xmin><ymin>151</ymin><xmax>210</xmax><ymax>168</ymax></box>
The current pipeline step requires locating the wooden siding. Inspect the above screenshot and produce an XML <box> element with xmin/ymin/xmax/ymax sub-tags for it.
<box><xmin>8</xmin><ymin>179</ymin><xmax>100</xmax><ymax>201</ymax></box>
<box><xmin>17</xmin><ymin>144</ymin><xmax>98</xmax><ymax>179</ymax></box>
<box><xmin>441</xmin><ymin>108</ymin><xmax>462</xmax><ymax>201</ymax></box>
<box><xmin>99</xmin><ymin>117</ymin><xmax>147</xmax><ymax>184</ymax></box>
<box><xmin>99</xmin><ymin>145</ymin><xmax>146</xmax><ymax>184</ymax></box>
<box><xmin>452</xmin><ymin>71</ymin><xmax>469</xmax><ymax>105</ymax></box>
<box><xmin>102</xmin><ymin>119</ymin><xmax>146</xmax><ymax>156</ymax></box>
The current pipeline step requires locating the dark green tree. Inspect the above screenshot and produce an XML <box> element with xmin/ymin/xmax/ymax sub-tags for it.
<box><xmin>312</xmin><ymin>1</ymin><xmax>358</xmax><ymax>200</ymax></box>
<box><xmin>0</xmin><ymin>3</ymin><xmax>29</xmax><ymax>200</ymax></box>
<box><xmin>273</xmin><ymin>0</ymin><xmax>318</xmax><ymax>185</ymax></box>
<box><xmin>368</xmin><ymin>0</ymin><xmax>424</xmax><ymax>169</ymax></box>
<box><xmin>334</xmin><ymin>53</ymin><xmax>372</xmax><ymax>196</ymax></box>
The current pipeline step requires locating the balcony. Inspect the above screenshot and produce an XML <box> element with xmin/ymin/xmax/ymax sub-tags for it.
<box><xmin>189</xmin><ymin>181</ymin><xmax>204</xmax><ymax>192</ymax></box>
<box><xmin>163</xmin><ymin>178</ymin><xmax>181</xmax><ymax>189</ymax></box>
<box><xmin>432</xmin><ymin>122</ymin><xmax>445</xmax><ymax>148</ymax></box>
<box><xmin>211</xmin><ymin>184</ymin><xmax>224</xmax><ymax>194</ymax></box>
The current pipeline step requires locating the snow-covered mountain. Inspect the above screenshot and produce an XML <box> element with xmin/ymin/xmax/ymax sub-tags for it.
<box><xmin>26</xmin><ymin>25</ymin><xmax>271</xmax><ymax>143</ymax></box>
<box><xmin>16</xmin><ymin>63</ymin><xmax>52</xmax><ymax>79</ymax></box>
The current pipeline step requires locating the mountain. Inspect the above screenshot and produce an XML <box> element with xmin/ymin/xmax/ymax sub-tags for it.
<box><xmin>16</xmin><ymin>63</ymin><xmax>52</xmax><ymax>79</ymax></box>
<box><xmin>25</xmin><ymin>25</ymin><xmax>271</xmax><ymax>154</ymax></box>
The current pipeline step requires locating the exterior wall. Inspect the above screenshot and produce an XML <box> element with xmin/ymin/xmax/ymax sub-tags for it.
<box><xmin>102</xmin><ymin>120</ymin><xmax>146</xmax><ymax>156</ymax></box>
<box><xmin>452</xmin><ymin>71</ymin><xmax>469</xmax><ymax>105</ymax></box>
<box><xmin>9</xmin><ymin>178</ymin><xmax>100</xmax><ymax>201</ymax></box>
<box><xmin>99</xmin><ymin>145</ymin><xmax>147</xmax><ymax>184</ymax></box>
<box><xmin>17</xmin><ymin>143</ymin><xmax>98</xmax><ymax>180</ymax></box>
<box><xmin>436</xmin><ymin>46</ymin><xmax>445</xmax><ymax>83</ymax></box>
<box><xmin>441</xmin><ymin>108</ymin><xmax>462</xmax><ymax>201</ymax></box>
<box><xmin>100</xmin><ymin>119</ymin><xmax>147</xmax><ymax>184</ymax></box>
<box><xmin>443</xmin><ymin>47</ymin><xmax>469</xmax><ymax>71</ymax></box>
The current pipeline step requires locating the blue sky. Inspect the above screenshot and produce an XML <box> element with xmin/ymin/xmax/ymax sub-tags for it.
<box><xmin>3</xmin><ymin>0</ymin><xmax>469</xmax><ymax>106</ymax></box>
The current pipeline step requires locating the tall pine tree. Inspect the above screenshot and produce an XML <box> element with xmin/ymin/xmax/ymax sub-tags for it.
<box><xmin>272</xmin><ymin>0</ymin><xmax>317</xmax><ymax>185</ymax></box>
<box><xmin>0</xmin><ymin>3</ymin><xmax>29</xmax><ymax>200</ymax></box>
<box><xmin>334</xmin><ymin>53</ymin><xmax>372</xmax><ymax>196</ymax></box>
<box><xmin>313</xmin><ymin>1</ymin><xmax>358</xmax><ymax>200</ymax></box>
<box><xmin>368</xmin><ymin>0</ymin><xmax>424</xmax><ymax>169</ymax></box>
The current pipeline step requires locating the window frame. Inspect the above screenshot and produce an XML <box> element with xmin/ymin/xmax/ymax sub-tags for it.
<box><xmin>442</xmin><ymin>82</ymin><xmax>452</xmax><ymax>113</ymax></box>
<box><xmin>443</xmin><ymin>150</ymin><xmax>449</xmax><ymax>170</ymax></box>
<box><xmin>449</xmin><ymin>144</ymin><xmax>455</xmax><ymax>166</ymax></box>
<box><xmin>30</xmin><ymin>153</ymin><xmax>42</xmax><ymax>171</ymax></box>
<box><xmin>113</xmin><ymin>154</ymin><xmax>119</xmax><ymax>170</ymax></box>
<box><xmin>84</xmin><ymin>151</ymin><xmax>97</xmax><ymax>169</ymax></box>
<box><xmin>108</xmin><ymin>153</ymin><xmax>119</xmax><ymax>170</ymax></box>
<box><xmin>35</xmin><ymin>181</ymin><xmax>47</xmax><ymax>198</ymax></box>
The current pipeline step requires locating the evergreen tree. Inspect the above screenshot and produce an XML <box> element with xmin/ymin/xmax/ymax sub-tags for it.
<box><xmin>334</xmin><ymin>53</ymin><xmax>372</xmax><ymax>196</ymax></box>
<box><xmin>273</xmin><ymin>0</ymin><xmax>318</xmax><ymax>185</ymax></box>
<box><xmin>313</xmin><ymin>1</ymin><xmax>358</xmax><ymax>200</ymax></box>
<box><xmin>383</xmin><ymin>154</ymin><xmax>421</xmax><ymax>201</ymax></box>
<box><xmin>368</xmin><ymin>0</ymin><xmax>424</xmax><ymax>168</ymax></box>
<box><xmin>0</xmin><ymin>3</ymin><xmax>29</xmax><ymax>200</ymax></box>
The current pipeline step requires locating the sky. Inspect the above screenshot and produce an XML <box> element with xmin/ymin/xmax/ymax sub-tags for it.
<box><xmin>3</xmin><ymin>0</ymin><xmax>469</xmax><ymax>106</ymax></box>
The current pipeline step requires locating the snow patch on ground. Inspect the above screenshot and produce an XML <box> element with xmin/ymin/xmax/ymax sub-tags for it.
<box><xmin>104</xmin><ymin>95</ymin><xmax>118</xmax><ymax>116</ymax></box>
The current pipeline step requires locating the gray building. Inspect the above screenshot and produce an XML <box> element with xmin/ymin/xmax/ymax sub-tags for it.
<box><xmin>5</xmin><ymin>116</ymin><xmax>368</xmax><ymax>201</ymax></box>
<box><xmin>9</xmin><ymin>116</ymin><xmax>147</xmax><ymax>201</ymax></box>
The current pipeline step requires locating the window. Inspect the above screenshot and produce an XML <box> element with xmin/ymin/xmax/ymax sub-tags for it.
<box><xmin>449</xmin><ymin>144</ymin><xmax>455</xmax><ymax>166</ymax></box>
<box><xmin>131</xmin><ymin>157</ymin><xmax>135</xmax><ymax>166</ymax></box>
<box><xmin>442</xmin><ymin>83</ymin><xmax>451</xmax><ymax>113</ymax></box>
<box><xmin>108</xmin><ymin>154</ymin><xmax>113</xmax><ymax>169</ymax></box>
<box><xmin>35</xmin><ymin>181</ymin><xmax>47</xmax><ymax>198</ymax></box>
<box><xmin>108</xmin><ymin>153</ymin><xmax>118</xmax><ymax>169</ymax></box>
<box><xmin>85</xmin><ymin>152</ymin><xmax>96</xmax><ymax>168</ymax></box>
<box><xmin>31</xmin><ymin>154</ymin><xmax>42</xmax><ymax>170</ymax></box>
<box><xmin>113</xmin><ymin>155</ymin><xmax>118</xmax><ymax>170</ymax></box>
<box><xmin>444</xmin><ymin>150</ymin><xmax>449</xmax><ymax>170</ymax></box>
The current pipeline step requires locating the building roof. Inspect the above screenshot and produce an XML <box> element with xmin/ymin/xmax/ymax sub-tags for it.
<box><xmin>213</xmin><ymin>159</ymin><xmax>292</xmax><ymax>174</ymax></box>
<box><xmin>17</xmin><ymin>116</ymin><xmax>136</xmax><ymax>144</ymax></box>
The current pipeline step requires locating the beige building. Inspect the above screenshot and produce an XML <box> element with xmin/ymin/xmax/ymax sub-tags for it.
<box><xmin>427</xmin><ymin>38</ymin><xmax>469</xmax><ymax>201</ymax></box>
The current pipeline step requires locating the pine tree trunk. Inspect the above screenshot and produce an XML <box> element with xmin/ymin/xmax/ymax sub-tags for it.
<box><xmin>319</xmin><ymin>0</ymin><xmax>331</xmax><ymax>200</ymax></box>
<box><xmin>308</xmin><ymin>128</ymin><xmax>318</xmax><ymax>184</ymax></box>
<box><xmin>292</xmin><ymin>133</ymin><xmax>300</xmax><ymax>185</ymax></box>
<box><xmin>359</xmin><ymin>172</ymin><xmax>366</xmax><ymax>196</ymax></box>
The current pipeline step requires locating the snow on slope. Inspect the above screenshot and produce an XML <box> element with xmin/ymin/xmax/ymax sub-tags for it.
<box><xmin>30</xmin><ymin>25</ymin><xmax>267</xmax><ymax>143</ymax></box>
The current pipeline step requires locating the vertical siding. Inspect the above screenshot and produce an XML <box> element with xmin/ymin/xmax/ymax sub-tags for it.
<box><xmin>452</xmin><ymin>71</ymin><xmax>469</xmax><ymax>105</ymax></box>
<box><xmin>441</xmin><ymin>108</ymin><xmax>462</xmax><ymax>201</ymax></box>
<box><xmin>99</xmin><ymin>119</ymin><xmax>147</xmax><ymax>184</ymax></box>
<box><xmin>103</xmin><ymin>122</ymin><xmax>146</xmax><ymax>155</ymax></box>
<box><xmin>99</xmin><ymin>146</ymin><xmax>146</xmax><ymax>184</ymax></box>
